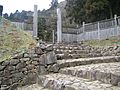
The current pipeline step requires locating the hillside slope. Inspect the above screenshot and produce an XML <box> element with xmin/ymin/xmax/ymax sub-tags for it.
<box><xmin>0</xmin><ymin>17</ymin><xmax>36</xmax><ymax>62</ymax></box>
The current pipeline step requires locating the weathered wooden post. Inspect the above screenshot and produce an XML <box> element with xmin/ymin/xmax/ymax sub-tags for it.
<box><xmin>33</xmin><ymin>5</ymin><xmax>38</xmax><ymax>38</ymax></box>
<box><xmin>57</xmin><ymin>8</ymin><xmax>62</xmax><ymax>43</ymax></box>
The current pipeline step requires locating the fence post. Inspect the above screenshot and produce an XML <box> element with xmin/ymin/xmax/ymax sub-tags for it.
<box><xmin>77</xmin><ymin>25</ymin><xmax>79</xmax><ymax>43</ymax></box>
<box><xmin>114</xmin><ymin>14</ymin><xmax>118</xmax><ymax>36</ymax></box>
<box><xmin>52</xmin><ymin>30</ymin><xmax>55</xmax><ymax>43</ymax></box>
<box><xmin>82</xmin><ymin>22</ymin><xmax>85</xmax><ymax>41</ymax></box>
<box><xmin>98</xmin><ymin>22</ymin><xmax>100</xmax><ymax>40</ymax></box>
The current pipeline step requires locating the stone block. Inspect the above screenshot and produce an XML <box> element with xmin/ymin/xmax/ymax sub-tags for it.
<box><xmin>39</xmin><ymin>54</ymin><xmax>47</xmax><ymax>65</ymax></box>
<box><xmin>9</xmin><ymin>83</ymin><xmax>19</xmax><ymax>90</ymax></box>
<box><xmin>1</xmin><ymin>85</ymin><xmax>9</xmax><ymax>90</ymax></box>
<box><xmin>10</xmin><ymin>59</ymin><xmax>20</xmax><ymax>65</ymax></box>
<box><xmin>22</xmin><ymin>73</ymin><xmax>37</xmax><ymax>86</ymax></box>
<box><xmin>64</xmin><ymin>85</ymin><xmax>76</xmax><ymax>90</ymax></box>
<box><xmin>2</xmin><ymin>78</ymin><xmax>11</xmax><ymax>85</ymax></box>
<box><xmin>46</xmin><ymin>45</ymin><xmax>53</xmax><ymax>51</ymax></box>
<box><xmin>32</xmin><ymin>61</ymin><xmax>38</xmax><ymax>65</ymax></box>
<box><xmin>20</xmin><ymin>58</ymin><xmax>30</xmax><ymax>62</ymax></box>
<box><xmin>10</xmin><ymin>70</ymin><xmax>19</xmax><ymax>74</ymax></box>
<box><xmin>111</xmin><ymin>74</ymin><xmax>120</xmax><ymax>86</ymax></box>
<box><xmin>0</xmin><ymin>71</ymin><xmax>4</xmax><ymax>77</ymax></box>
<box><xmin>0</xmin><ymin>65</ymin><xmax>5</xmax><ymax>71</ymax></box>
<box><xmin>12</xmin><ymin>72</ymin><xmax>24</xmax><ymax>79</ymax></box>
<box><xmin>53</xmin><ymin>81</ymin><xmax>65</xmax><ymax>90</ymax></box>
<box><xmin>16</xmin><ymin>62</ymin><xmax>26</xmax><ymax>70</ymax></box>
<box><xmin>26</xmin><ymin>64</ymin><xmax>35</xmax><ymax>70</ymax></box>
<box><xmin>46</xmin><ymin>51</ymin><xmax>57</xmax><ymax>65</ymax></box>
<box><xmin>6</xmin><ymin>66</ymin><xmax>15</xmax><ymax>71</ymax></box>
<box><xmin>39</xmin><ymin>66</ymin><xmax>47</xmax><ymax>74</ymax></box>
<box><xmin>43</xmin><ymin>78</ymin><xmax>54</xmax><ymax>88</ymax></box>
<box><xmin>24</xmin><ymin>53</ymin><xmax>29</xmax><ymax>58</ymax></box>
<box><xmin>47</xmin><ymin>64</ymin><xmax>60</xmax><ymax>73</ymax></box>
<box><xmin>2</xmin><ymin>60</ymin><xmax>10</xmax><ymax>66</ymax></box>
<box><xmin>35</xmin><ymin>47</ymin><xmax>43</xmax><ymax>55</ymax></box>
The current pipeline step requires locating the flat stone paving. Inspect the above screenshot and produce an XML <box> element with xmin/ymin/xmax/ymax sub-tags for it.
<box><xmin>60</xmin><ymin>62</ymin><xmax>120</xmax><ymax>86</ymax></box>
<box><xmin>38</xmin><ymin>73</ymin><xmax>120</xmax><ymax>90</ymax></box>
<box><xmin>17</xmin><ymin>84</ymin><xmax>50</xmax><ymax>90</ymax></box>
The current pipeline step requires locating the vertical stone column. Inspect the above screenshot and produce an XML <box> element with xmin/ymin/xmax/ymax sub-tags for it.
<box><xmin>114</xmin><ymin>14</ymin><xmax>118</xmax><ymax>36</ymax></box>
<box><xmin>33</xmin><ymin>5</ymin><xmax>38</xmax><ymax>37</ymax></box>
<box><xmin>53</xmin><ymin>30</ymin><xmax>55</xmax><ymax>43</ymax></box>
<box><xmin>97</xmin><ymin>22</ymin><xmax>100</xmax><ymax>40</ymax></box>
<box><xmin>57</xmin><ymin>8</ymin><xmax>62</xmax><ymax>43</ymax></box>
<box><xmin>82</xmin><ymin>22</ymin><xmax>85</xmax><ymax>41</ymax></box>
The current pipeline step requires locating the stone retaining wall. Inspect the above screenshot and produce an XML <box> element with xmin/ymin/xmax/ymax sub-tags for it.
<box><xmin>0</xmin><ymin>47</ymin><xmax>59</xmax><ymax>90</ymax></box>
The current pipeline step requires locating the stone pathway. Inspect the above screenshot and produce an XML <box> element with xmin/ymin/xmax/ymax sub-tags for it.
<box><xmin>17</xmin><ymin>44</ymin><xmax>120</xmax><ymax>90</ymax></box>
<box><xmin>60</xmin><ymin>62</ymin><xmax>120</xmax><ymax>86</ymax></box>
<box><xmin>38</xmin><ymin>73</ymin><xmax>120</xmax><ymax>90</ymax></box>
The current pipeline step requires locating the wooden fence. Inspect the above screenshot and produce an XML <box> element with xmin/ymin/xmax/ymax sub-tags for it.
<box><xmin>62</xmin><ymin>15</ymin><xmax>120</xmax><ymax>43</ymax></box>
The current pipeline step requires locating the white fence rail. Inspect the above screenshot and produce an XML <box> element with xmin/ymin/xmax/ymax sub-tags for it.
<box><xmin>11</xmin><ymin>22</ymin><xmax>33</xmax><ymax>31</ymax></box>
<box><xmin>11</xmin><ymin>22</ymin><xmax>33</xmax><ymax>35</ymax></box>
<box><xmin>62</xmin><ymin>15</ymin><xmax>120</xmax><ymax>43</ymax></box>
<box><xmin>11</xmin><ymin>22</ymin><xmax>24</xmax><ymax>30</ymax></box>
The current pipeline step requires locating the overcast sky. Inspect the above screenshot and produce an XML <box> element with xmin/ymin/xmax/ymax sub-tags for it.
<box><xmin>0</xmin><ymin>0</ymin><xmax>65</xmax><ymax>14</ymax></box>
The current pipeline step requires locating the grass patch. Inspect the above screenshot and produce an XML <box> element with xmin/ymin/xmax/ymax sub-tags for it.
<box><xmin>0</xmin><ymin>17</ymin><xmax>36</xmax><ymax>62</ymax></box>
<box><xmin>83</xmin><ymin>36</ymin><xmax>120</xmax><ymax>47</ymax></box>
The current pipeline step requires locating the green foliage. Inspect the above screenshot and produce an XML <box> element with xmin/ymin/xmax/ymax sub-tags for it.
<box><xmin>38</xmin><ymin>17</ymin><xmax>52</xmax><ymax>42</ymax></box>
<box><xmin>4</xmin><ymin>10</ymin><xmax>30</xmax><ymax>22</ymax></box>
<box><xmin>50</xmin><ymin>0</ymin><xmax>58</xmax><ymax>9</ymax></box>
<box><xmin>65</xmin><ymin>0</ymin><xmax>120</xmax><ymax>24</ymax></box>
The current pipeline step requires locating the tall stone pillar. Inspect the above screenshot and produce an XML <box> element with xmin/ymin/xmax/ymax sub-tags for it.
<box><xmin>53</xmin><ymin>30</ymin><xmax>55</xmax><ymax>43</ymax></box>
<box><xmin>57</xmin><ymin>8</ymin><xmax>62</xmax><ymax>43</ymax></box>
<box><xmin>33</xmin><ymin>5</ymin><xmax>38</xmax><ymax>37</ymax></box>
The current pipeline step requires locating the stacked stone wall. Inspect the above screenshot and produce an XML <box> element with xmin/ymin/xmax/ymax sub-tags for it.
<box><xmin>0</xmin><ymin>47</ymin><xmax>58</xmax><ymax>90</ymax></box>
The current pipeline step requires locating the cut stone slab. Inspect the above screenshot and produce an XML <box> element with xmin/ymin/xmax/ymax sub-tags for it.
<box><xmin>56</xmin><ymin>53</ymin><xmax>89</xmax><ymax>60</ymax></box>
<box><xmin>55</xmin><ymin>50</ymin><xmax>90</xmax><ymax>54</ymax></box>
<box><xmin>58</xmin><ymin>56</ymin><xmax>120</xmax><ymax>68</ymax></box>
<box><xmin>60</xmin><ymin>62</ymin><xmax>120</xmax><ymax>86</ymax></box>
<box><xmin>38</xmin><ymin>73</ymin><xmax>120</xmax><ymax>90</ymax></box>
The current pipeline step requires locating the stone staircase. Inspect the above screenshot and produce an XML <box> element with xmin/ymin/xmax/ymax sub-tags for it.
<box><xmin>54</xmin><ymin>44</ymin><xmax>120</xmax><ymax>60</ymax></box>
<box><xmin>17</xmin><ymin>44</ymin><xmax>120</xmax><ymax>90</ymax></box>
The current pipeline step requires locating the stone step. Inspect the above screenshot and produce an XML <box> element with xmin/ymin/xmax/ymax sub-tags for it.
<box><xmin>17</xmin><ymin>84</ymin><xmax>51</xmax><ymax>90</ymax></box>
<box><xmin>55</xmin><ymin>50</ymin><xmax>90</xmax><ymax>54</ymax></box>
<box><xmin>37</xmin><ymin>73</ymin><xmax>120</xmax><ymax>90</ymax></box>
<box><xmin>54</xmin><ymin>46</ymin><xmax>82</xmax><ymax>50</ymax></box>
<box><xmin>58</xmin><ymin>56</ymin><xmax>120</xmax><ymax>68</ymax></box>
<box><xmin>56</xmin><ymin>53</ymin><xmax>102</xmax><ymax>60</ymax></box>
<box><xmin>60</xmin><ymin>62</ymin><xmax>120</xmax><ymax>86</ymax></box>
